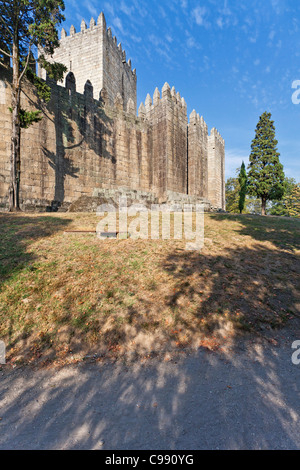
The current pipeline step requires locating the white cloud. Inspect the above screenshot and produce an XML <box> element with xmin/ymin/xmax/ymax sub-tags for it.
<box><xmin>104</xmin><ymin>2</ymin><xmax>115</xmax><ymax>16</ymax></box>
<box><xmin>269</xmin><ymin>30</ymin><xmax>276</xmax><ymax>41</ymax></box>
<box><xmin>86</xmin><ymin>1</ymin><xmax>98</xmax><ymax>18</ymax></box>
<box><xmin>149</xmin><ymin>34</ymin><xmax>161</xmax><ymax>47</ymax></box>
<box><xmin>271</xmin><ymin>0</ymin><xmax>281</xmax><ymax>15</ymax></box>
<box><xmin>216</xmin><ymin>1</ymin><xmax>237</xmax><ymax>29</ymax></box>
<box><xmin>216</xmin><ymin>17</ymin><xmax>224</xmax><ymax>29</ymax></box>
<box><xmin>166</xmin><ymin>34</ymin><xmax>173</xmax><ymax>43</ymax></box>
<box><xmin>185</xmin><ymin>32</ymin><xmax>202</xmax><ymax>50</ymax></box>
<box><xmin>186</xmin><ymin>36</ymin><xmax>196</xmax><ymax>48</ymax></box>
<box><xmin>249</xmin><ymin>35</ymin><xmax>258</xmax><ymax>43</ymax></box>
<box><xmin>192</xmin><ymin>6</ymin><xmax>208</xmax><ymax>27</ymax></box>
<box><xmin>120</xmin><ymin>1</ymin><xmax>134</xmax><ymax>17</ymax></box>
<box><xmin>130</xmin><ymin>34</ymin><xmax>142</xmax><ymax>43</ymax></box>
<box><xmin>112</xmin><ymin>17</ymin><xmax>124</xmax><ymax>34</ymax></box>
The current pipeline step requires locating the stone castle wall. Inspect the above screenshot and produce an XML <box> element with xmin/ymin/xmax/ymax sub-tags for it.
<box><xmin>0</xmin><ymin>66</ymin><xmax>151</xmax><ymax>210</ymax></box>
<box><xmin>0</xmin><ymin>12</ymin><xmax>225</xmax><ymax>212</ymax></box>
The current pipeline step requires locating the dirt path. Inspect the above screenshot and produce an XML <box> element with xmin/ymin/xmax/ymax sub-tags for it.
<box><xmin>0</xmin><ymin>324</ymin><xmax>300</xmax><ymax>450</ymax></box>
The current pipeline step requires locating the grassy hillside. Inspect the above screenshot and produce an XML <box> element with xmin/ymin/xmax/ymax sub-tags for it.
<box><xmin>0</xmin><ymin>212</ymin><xmax>299</xmax><ymax>365</ymax></box>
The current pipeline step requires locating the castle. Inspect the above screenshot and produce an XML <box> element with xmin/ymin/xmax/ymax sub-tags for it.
<box><xmin>0</xmin><ymin>12</ymin><xmax>225</xmax><ymax>212</ymax></box>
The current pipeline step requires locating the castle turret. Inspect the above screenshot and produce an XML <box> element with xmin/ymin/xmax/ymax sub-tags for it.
<box><xmin>141</xmin><ymin>84</ymin><xmax>188</xmax><ymax>199</ymax></box>
<box><xmin>39</xmin><ymin>11</ymin><xmax>137</xmax><ymax>112</ymax></box>
<box><xmin>188</xmin><ymin>110</ymin><xmax>209</xmax><ymax>199</ymax></box>
<box><xmin>207</xmin><ymin>128</ymin><xmax>225</xmax><ymax>209</ymax></box>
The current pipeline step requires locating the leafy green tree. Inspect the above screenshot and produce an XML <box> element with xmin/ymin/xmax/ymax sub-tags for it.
<box><xmin>0</xmin><ymin>0</ymin><xmax>67</xmax><ymax>211</ymax></box>
<box><xmin>238</xmin><ymin>161</ymin><xmax>248</xmax><ymax>214</ymax></box>
<box><xmin>270</xmin><ymin>177</ymin><xmax>297</xmax><ymax>216</ymax></box>
<box><xmin>226</xmin><ymin>175</ymin><xmax>264</xmax><ymax>215</ymax></box>
<box><xmin>285</xmin><ymin>183</ymin><xmax>300</xmax><ymax>218</ymax></box>
<box><xmin>247</xmin><ymin>196</ymin><xmax>265</xmax><ymax>215</ymax></box>
<box><xmin>247</xmin><ymin>112</ymin><xmax>285</xmax><ymax>216</ymax></box>
<box><xmin>226</xmin><ymin>177</ymin><xmax>240</xmax><ymax>213</ymax></box>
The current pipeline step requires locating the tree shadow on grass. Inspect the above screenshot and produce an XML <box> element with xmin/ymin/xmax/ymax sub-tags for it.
<box><xmin>44</xmin><ymin>228</ymin><xmax>299</xmax><ymax>363</ymax></box>
<box><xmin>210</xmin><ymin>213</ymin><xmax>300</xmax><ymax>252</ymax></box>
<box><xmin>0</xmin><ymin>217</ymin><xmax>299</xmax><ymax>449</ymax></box>
<box><xmin>154</xmin><ymin>213</ymin><xmax>300</xmax><ymax>351</ymax></box>
<box><xmin>0</xmin><ymin>214</ymin><xmax>71</xmax><ymax>287</ymax></box>
<box><xmin>162</xmin><ymin>242</ymin><xmax>299</xmax><ymax>338</ymax></box>
<box><xmin>0</xmin><ymin>214</ymin><xmax>72</xmax><ymax>353</ymax></box>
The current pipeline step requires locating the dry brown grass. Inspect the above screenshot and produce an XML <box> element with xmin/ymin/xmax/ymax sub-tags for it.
<box><xmin>0</xmin><ymin>212</ymin><xmax>299</xmax><ymax>366</ymax></box>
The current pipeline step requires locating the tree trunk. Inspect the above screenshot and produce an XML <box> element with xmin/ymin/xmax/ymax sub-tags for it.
<box><xmin>9</xmin><ymin>41</ymin><xmax>21</xmax><ymax>212</ymax></box>
<box><xmin>261</xmin><ymin>198</ymin><xmax>267</xmax><ymax>216</ymax></box>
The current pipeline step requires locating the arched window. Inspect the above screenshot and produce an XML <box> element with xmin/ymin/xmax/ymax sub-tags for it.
<box><xmin>65</xmin><ymin>72</ymin><xmax>76</xmax><ymax>93</ymax></box>
<box><xmin>99</xmin><ymin>87</ymin><xmax>108</xmax><ymax>105</ymax></box>
<box><xmin>84</xmin><ymin>80</ymin><xmax>94</xmax><ymax>100</ymax></box>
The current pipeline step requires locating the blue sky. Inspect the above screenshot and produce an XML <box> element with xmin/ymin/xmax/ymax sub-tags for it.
<box><xmin>62</xmin><ymin>0</ymin><xmax>300</xmax><ymax>181</ymax></box>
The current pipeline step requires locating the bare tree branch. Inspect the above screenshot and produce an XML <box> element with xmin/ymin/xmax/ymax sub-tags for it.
<box><xmin>18</xmin><ymin>42</ymin><xmax>33</xmax><ymax>84</ymax></box>
<box><xmin>0</xmin><ymin>14</ymin><xmax>13</xmax><ymax>39</ymax></box>
<box><xmin>0</xmin><ymin>47</ymin><xmax>12</xmax><ymax>58</ymax></box>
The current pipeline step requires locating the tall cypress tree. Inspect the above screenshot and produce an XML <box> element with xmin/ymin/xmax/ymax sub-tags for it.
<box><xmin>247</xmin><ymin>112</ymin><xmax>285</xmax><ymax>216</ymax></box>
<box><xmin>238</xmin><ymin>161</ymin><xmax>247</xmax><ymax>214</ymax></box>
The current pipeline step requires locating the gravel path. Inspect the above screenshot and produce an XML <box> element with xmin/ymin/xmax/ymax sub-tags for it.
<box><xmin>0</xmin><ymin>325</ymin><xmax>300</xmax><ymax>450</ymax></box>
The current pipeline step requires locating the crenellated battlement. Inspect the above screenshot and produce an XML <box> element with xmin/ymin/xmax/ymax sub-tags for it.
<box><xmin>209</xmin><ymin>127</ymin><xmax>225</xmax><ymax>146</ymax></box>
<box><xmin>139</xmin><ymin>83</ymin><xmax>187</xmax><ymax>119</ymax></box>
<box><xmin>58</xmin><ymin>13</ymin><xmax>135</xmax><ymax>79</ymax></box>
<box><xmin>61</xmin><ymin>12</ymin><xmax>106</xmax><ymax>38</ymax></box>
<box><xmin>189</xmin><ymin>109</ymin><xmax>209</xmax><ymax>137</ymax></box>
<box><xmin>40</xmin><ymin>11</ymin><xmax>137</xmax><ymax>112</ymax></box>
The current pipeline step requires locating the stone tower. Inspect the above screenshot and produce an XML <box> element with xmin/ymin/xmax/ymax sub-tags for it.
<box><xmin>207</xmin><ymin>128</ymin><xmax>226</xmax><ymax>210</ymax></box>
<box><xmin>38</xmin><ymin>12</ymin><xmax>137</xmax><ymax>113</ymax></box>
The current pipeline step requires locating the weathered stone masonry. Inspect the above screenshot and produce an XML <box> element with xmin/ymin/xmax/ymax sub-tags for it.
<box><xmin>39</xmin><ymin>12</ymin><xmax>137</xmax><ymax>113</ymax></box>
<box><xmin>0</xmin><ymin>12</ymin><xmax>225</xmax><ymax>211</ymax></box>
